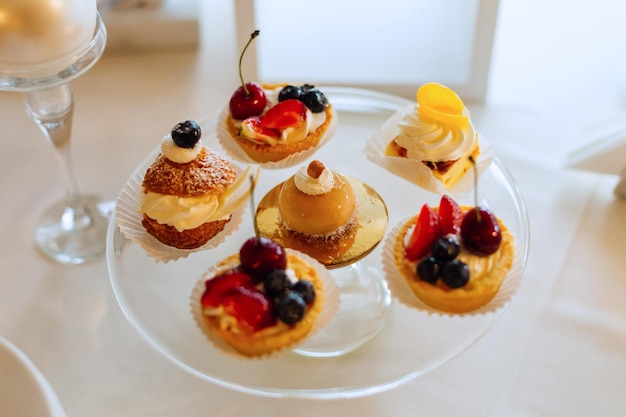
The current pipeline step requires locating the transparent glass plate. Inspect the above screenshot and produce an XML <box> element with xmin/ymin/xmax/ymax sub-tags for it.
<box><xmin>106</xmin><ymin>87</ymin><xmax>530</xmax><ymax>399</ymax></box>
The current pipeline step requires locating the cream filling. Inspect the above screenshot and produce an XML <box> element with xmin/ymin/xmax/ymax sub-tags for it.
<box><xmin>141</xmin><ymin>165</ymin><xmax>256</xmax><ymax>232</ymax></box>
<box><xmin>395</xmin><ymin>106</ymin><xmax>476</xmax><ymax>162</ymax></box>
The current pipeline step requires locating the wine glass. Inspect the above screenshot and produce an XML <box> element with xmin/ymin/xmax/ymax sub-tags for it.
<box><xmin>0</xmin><ymin>0</ymin><xmax>110</xmax><ymax>264</ymax></box>
<box><xmin>255</xmin><ymin>177</ymin><xmax>392</xmax><ymax>357</ymax></box>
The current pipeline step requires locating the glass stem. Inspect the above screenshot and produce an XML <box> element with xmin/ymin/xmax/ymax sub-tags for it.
<box><xmin>23</xmin><ymin>84</ymin><xmax>82</xmax><ymax>208</ymax></box>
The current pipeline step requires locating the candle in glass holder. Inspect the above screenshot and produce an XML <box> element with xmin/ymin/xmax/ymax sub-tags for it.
<box><xmin>0</xmin><ymin>0</ymin><xmax>97</xmax><ymax>67</ymax></box>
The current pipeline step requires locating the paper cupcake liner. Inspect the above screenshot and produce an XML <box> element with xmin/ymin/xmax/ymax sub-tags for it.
<box><xmin>190</xmin><ymin>249</ymin><xmax>340</xmax><ymax>359</ymax></box>
<box><xmin>216</xmin><ymin>106</ymin><xmax>338</xmax><ymax>170</ymax></box>
<box><xmin>115</xmin><ymin>160</ymin><xmax>254</xmax><ymax>263</ymax></box>
<box><xmin>381</xmin><ymin>217</ymin><xmax>523</xmax><ymax>317</ymax></box>
<box><xmin>363</xmin><ymin>103</ymin><xmax>494</xmax><ymax>198</ymax></box>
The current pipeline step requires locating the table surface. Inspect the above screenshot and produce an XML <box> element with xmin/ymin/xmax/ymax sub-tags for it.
<box><xmin>1</xmin><ymin>1</ymin><xmax>625</xmax><ymax>416</ymax></box>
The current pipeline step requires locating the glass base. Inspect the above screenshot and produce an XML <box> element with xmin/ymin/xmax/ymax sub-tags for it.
<box><xmin>34</xmin><ymin>194</ymin><xmax>113</xmax><ymax>265</ymax></box>
<box><xmin>294</xmin><ymin>262</ymin><xmax>392</xmax><ymax>358</ymax></box>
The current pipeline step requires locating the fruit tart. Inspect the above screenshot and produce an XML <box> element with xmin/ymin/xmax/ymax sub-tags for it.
<box><xmin>219</xmin><ymin>31</ymin><xmax>336</xmax><ymax>165</ymax></box>
<box><xmin>384</xmin><ymin>194</ymin><xmax>515</xmax><ymax>314</ymax></box>
<box><xmin>365</xmin><ymin>82</ymin><xmax>492</xmax><ymax>193</ymax></box>
<box><xmin>191</xmin><ymin>236</ymin><xmax>338</xmax><ymax>357</ymax></box>
<box><xmin>116</xmin><ymin>120</ymin><xmax>257</xmax><ymax>261</ymax></box>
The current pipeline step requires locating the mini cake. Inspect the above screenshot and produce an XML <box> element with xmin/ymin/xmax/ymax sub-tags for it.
<box><xmin>195</xmin><ymin>236</ymin><xmax>326</xmax><ymax>357</ymax></box>
<box><xmin>224</xmin><ymin>31</ymin><xmax>334</xmax><ymax>163</ymax></box>
<box><xmin>140</xmin><ymin>120</ymin><xmax>244</xmax><ymax>249</ymax></box>
<box><xmin>391</xmin><ymin>194</ymin><xmax>514</xmax><ymax>313</ymax></box>
<box><xmin>384</xmin><ymin>82</ymin><xmax>480</xmax><ymax>190</ymax></box>
<box><xmin>278</xmin><ymin>160</ymin><xmax>356</xmax><ymax>246</ymax></box>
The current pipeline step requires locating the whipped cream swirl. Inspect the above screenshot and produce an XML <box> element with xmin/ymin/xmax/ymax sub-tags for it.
<box><xmin>394</xmin><ymin>106</ymin><xmax>476</xmax><ymax>162</ymax></box>
<box><xmin>294</xmin><ymin>161</ymin><xmax>334</xmax><ymax>195</ymax></box>
<box><xmin>161</xmin><ymin>133</ymin><xmax>202</xmax><ymax>163</ymax></box>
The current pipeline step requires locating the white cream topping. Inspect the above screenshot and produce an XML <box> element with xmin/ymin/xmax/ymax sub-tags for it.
<box><xmin>394</xmin><ymin>105</ymin><xmax>476</xmax><ymax>162</ymax></box>
<box><xmin>160</xmin><ymin>133</ymin><xmax>202</xmax><ymax>163</ymax></box>
<box><xmin>294</xmin><ymin>164</ymin><xmax>334</xmax><ymax>196</ymax></box>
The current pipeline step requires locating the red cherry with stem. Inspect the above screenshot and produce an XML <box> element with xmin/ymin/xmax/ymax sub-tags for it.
<box><xmin>239</xmin><ymin>236</ymin><xmax>287</xmax><ymax>278</ymax></box>
<box><xmin>460</xmin><ymin>156</ymin><xmax>502</xmax><ymax>255</ymax></box>
<box><xmin>229</xmin><ymin>30</ymin><xmax>267</xmax><ymax>120</ymax></box>
<box><xmin>460</xmin><ymin>207</ymin><xmax>502</xmax><ymax>255</ymax></box>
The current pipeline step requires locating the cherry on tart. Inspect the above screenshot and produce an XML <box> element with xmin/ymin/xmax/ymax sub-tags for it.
<box><xmin>239</xmin><ymin>236</ymin><xmax>287</xmax><ymax>277</ymax></box>
<box><xmin>460</xmin><ymin>207</ymin><xmax>502</xmax><ymax>255</ymax></box>
<box><xmin>229</xmin><ymin>30</ymin><xmax>267</xmax><ymax>120</ymax></box>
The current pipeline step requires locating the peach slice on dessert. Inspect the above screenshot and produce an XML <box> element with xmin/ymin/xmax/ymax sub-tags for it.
<box><xmin>416</xmin><ymin>82</ymin><xmax>469</xmax><ymax>128</ymax></box>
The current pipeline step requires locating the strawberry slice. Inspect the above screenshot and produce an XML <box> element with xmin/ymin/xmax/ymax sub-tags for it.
<box><xmin>239</xmin><ymin>116</ymin><xmax>280</xmax><ymax>145</ymax></box>
<box><xmin>260</xmin><ymin>99</ymin><xmax>307</xmax><ymax>130</ymax></box>
<box><xmin>405</xmin><ymin>204</ymin><xmax>440</xmax><ymax>261</ymax></box>
<box><xmin>221</xmin><ymin>286</ymin><xmax>277</xmax><ymax>332</ymax></box>
<box><xmin>438</xmin><ymin>194</ymin><xmax>461</xmax><ymax>236</ymax></box>
<box><xmin>201</xmin><ymin>269</ymin><xmax>255</xmax><ymax>308</ymax></box>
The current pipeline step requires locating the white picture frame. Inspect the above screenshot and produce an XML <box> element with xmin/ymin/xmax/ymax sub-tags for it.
<box><xmin>234</xmin><ymin>0</ymin><xmax>500</xmax><ymax>103</ymax></box>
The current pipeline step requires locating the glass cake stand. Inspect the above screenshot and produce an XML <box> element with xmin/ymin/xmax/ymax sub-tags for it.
<box><xmin>106</xmin><ymin>87</ymin><xmax>530</xmax><ymax>399</ymax></box>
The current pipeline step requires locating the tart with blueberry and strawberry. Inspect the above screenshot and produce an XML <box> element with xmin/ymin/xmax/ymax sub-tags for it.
<box><xmin>220</xmin><ymin>31</ymin><xmax>336</xmax><ymax>165</ymax></box>
<box><xmin>386</xmin><ymin>194</ymin><xmax>515</xmax><ymax>314</ymax></box>
<box><xmin>137</xmin><ymin>120</ymin><xmax>256</xmax><ymax>251</ymax></box>
<box><xmin>191</xmin><ymin>236</ymin><xmax>338</xmax><ymax>357</ymax></box>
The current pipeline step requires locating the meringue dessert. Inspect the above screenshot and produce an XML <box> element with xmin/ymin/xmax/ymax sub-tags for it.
<box><xmin>140</xmin><ymin>120</ymin><xmax>251</xmax><ymax>249</ymax></box>
<box><xmin>278</xmin><ymin>160</ymin><xmax>356</xmax><ymax>243</ymax></box>
<box><xmin>385</xmin><ymin>83</ymin><xmax>480</xmax><ymax>190</ymax></box>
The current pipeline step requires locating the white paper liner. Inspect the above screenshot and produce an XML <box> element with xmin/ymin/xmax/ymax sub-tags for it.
<box><xmin>216</xmin><ymin>105</ymin><xmax>338</xmax><ymax>170</ymax></box>
<box><xmin>364</xmin><ymin>103</ymin><xmax>495</xmax><ymax>198</ymax></box>
<box><xmin>381</xmin><ymin>217</ymin><xmax>523</xmax><ymax>317</ymax></box>
<box><xmin>189</xmin><ymin>249</ymin><xmax>340</xmax><ymax>359</ymax></box>
<box><xmin>115</xmin><ymin>158</ymin><xmax>256</xmax><ymax>263</ymax></box>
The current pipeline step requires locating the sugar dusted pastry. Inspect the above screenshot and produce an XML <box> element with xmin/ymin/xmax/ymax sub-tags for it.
<box><xmin>383</xmin><ymin>83</ymin><xmax>480</xmax><ymax>190</ymax></box>
<box><xmin>222</xmin><ymin>31</ymin><xmax>335</xmax><ymax>164</ymax></box>
<box><xmin>140</xmin><ymin>120</ymin><xmax>248</xmax><ymax>249</ymax></box>
<box><xmin>390</xmin><ymin>194</ymin><xmax>514</xmax><ymax>313</ymax></box>
<box><xmin>278</xmin><ymin>160</ymin><xmax>356</xmax><ymax>243</ymax></box>
<box><xmin>194</xmin><ymin>236</ymin><xmax>328</xmax><ymax>357</ymax></box>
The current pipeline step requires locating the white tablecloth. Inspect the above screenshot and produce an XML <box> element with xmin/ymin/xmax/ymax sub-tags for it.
<box><xmin>0</xmin><ymin>1</ymin><xmax>625</xmax><ymax>416</ymax></box>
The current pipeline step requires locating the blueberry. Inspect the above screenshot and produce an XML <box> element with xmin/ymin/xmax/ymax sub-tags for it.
<box><xmin>431</xmin><ymin>235</ymin><xmax>460</xmax><ymax>262</ymax></box>
<box><xmin>278</xmin><ymin>85</ymin><xmax>302</xmax><ymax>102</ymax></box>
<box><xmin>262</xmin><ymin>269</ymin><xmax>291</xmax><ymax>298</ymax></box>
<box><xmin>291</xmin><ymin>280</ymin><xmax>316</xmax><ymax>304</ymax></box>
<box><xmin>171</xmin><ymin>120</ymin><xmax>201</xmax><ymax>148</ymax></box>
<box><xmin>301</xmin><ymin>88</ymin><xmax>328</xmax><ymax>113</ymax></box>
<box><xmin>441</xmin><ymin>260</ymin><xmax>470</xmax><ymax>288</ymax></box>
<box><xmin>416</xmin><ymin>257</ymin><xmax>441</xmax><ymax>284</ymax></box>
<box><xmin>301</xmin><ymin>83</ymin><xmax>315</xmax><ymax>93</ymax></box>
<box><xmin>274</xmin><ymin>292</ymin><xmax>306</xmax><ymax>325</ymax></box>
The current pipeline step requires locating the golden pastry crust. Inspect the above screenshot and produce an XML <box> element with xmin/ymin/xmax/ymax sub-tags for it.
<box><xmin>393</xmin><ymin>208</ymin><xmax>514</xmax><ymax>313</ymax></box>
<box><xmin>225</xmin><ymin>84</ymin><xmax>334</xmax><ymax>163</ymax></box>
<box><xmin>200</xmin><ymin>253</ymin><xmax>325</xmax><ymax>357</ymax></box>
<box><xmin>142</xmin><ymin>147</ymin><xmax>237</xmax><ymax>197</ymax></box>
<box><xmin>141</xmin><ymin>214</ymin><xmax>230</xmax><ymax>250</ymax></box>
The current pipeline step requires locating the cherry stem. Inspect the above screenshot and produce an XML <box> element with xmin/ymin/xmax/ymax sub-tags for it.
<box><xmin>239</xmin><ymin>30</ymin><xmax>260</xmax><ymax>96</ymax></box>
<box><xmin>248</xmin><ymin>174</ymin><xmax>259</xmax><ymax>238</ymax></box>
<box><xmin>469</xmin><ymin>155</ymin><xmax>482</xmax><ymax>222</ymax></box>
